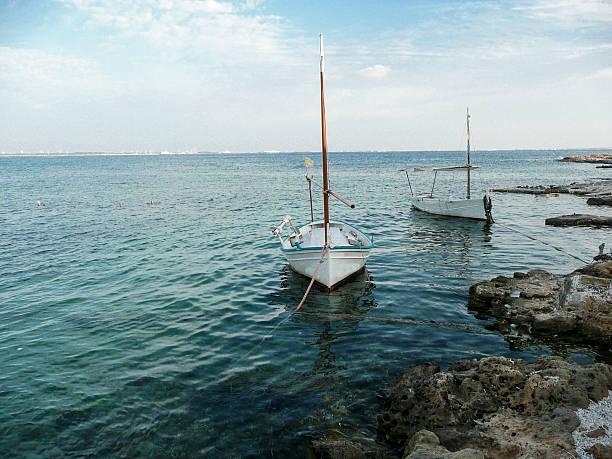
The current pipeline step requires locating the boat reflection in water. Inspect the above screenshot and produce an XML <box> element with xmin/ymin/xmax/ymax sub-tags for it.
<box><xmin>279</xmin><ymin>266</ymin><xmax>376</xmax><ymax>320</ymax></box>
<box><xmin>403</xmin><ymin>210</ymin><xmax>493</xmax><ymax>281</ymax></box>
<box><xmin>277</xmin><ymin>267</ymin><xmax>381</xmax><ymax>452</ymax></box>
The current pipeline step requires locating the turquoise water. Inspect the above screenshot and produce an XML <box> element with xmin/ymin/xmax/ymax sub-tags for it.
<box><xmin>1</xmin><ymin>150</ymin><xmax>610</xmax><ymax>457</ymax></box>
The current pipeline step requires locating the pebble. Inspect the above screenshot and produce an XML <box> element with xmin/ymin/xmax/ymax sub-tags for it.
<box><xmin>573</xmin><ymin>391</ymin><xmax>612</xmax><ymax>459</ymax></box>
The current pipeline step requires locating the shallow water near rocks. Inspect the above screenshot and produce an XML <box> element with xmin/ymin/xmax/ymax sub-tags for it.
<box><xmin>1</xmin><ymin>150</ymin><xmax>610</xmax><ymax>457</ymax></box>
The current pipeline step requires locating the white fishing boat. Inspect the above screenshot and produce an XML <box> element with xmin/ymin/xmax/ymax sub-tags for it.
<box><xmin>272</xmin><ymin>34</ymin><xmax>374</xmax><ymax>290</ymax></box>
<box><xmin>401</xmin><ymin>109</ymin><xmax>493</xmax><ymax>222</ymax></box>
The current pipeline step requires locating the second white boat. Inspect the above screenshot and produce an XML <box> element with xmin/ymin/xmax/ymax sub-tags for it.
<box><xmin>401</xmin><ymin>109</ymin><xmax>494</xmax><ymax>223</ymax></box>
<box><xmin>411</xmin><ymin>194</ymin><xmax>490</xmax><ymax>220</ymax></box>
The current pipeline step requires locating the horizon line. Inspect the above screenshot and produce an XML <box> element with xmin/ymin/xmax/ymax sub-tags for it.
<box><xmin>1</xmin><ymin>147</ymin><xmax>611</xmax><ymax>157</ymax></box>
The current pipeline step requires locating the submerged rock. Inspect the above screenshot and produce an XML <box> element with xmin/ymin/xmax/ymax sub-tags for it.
<box><xmin>311</xmin><ymin>438</ymin><xmax>366</xmax><ymax>459</ymax></box>
<box><xmin>491</xmin><ymin>184</ymin><xmax>573</xmax><ymax>195</ymax></box>
<box><xmin>492</xmin><ymin>180</ymin><xmax>612</xmax><ymax>196</ymax></box>
<box><xmin>310</xmin><ymin>428</ymin><xmax>394</xmax><ymax>459</ymax></box>
<box><xmin>377</xmin><ymin>356</ymin><xmax>612</xmax><ymax>458</ymax></box>
<box><xmin>491</xmin><ymin>180</ymin><xmax>612</xmax><ymax>216</ymax></box>
<box><xmin>468</xmin><ymin>261</ymin><xmax>612</xmax><ymax>346</ymax></box>
<box><xmin>402</xmin><ymin>430</ymin><xmax>484</xmax><ymax>459</ymax></box>
<box><xmin>545</xmin><ymin>214</ymin><xmax>612</xmax><ymax>227</ymax></box>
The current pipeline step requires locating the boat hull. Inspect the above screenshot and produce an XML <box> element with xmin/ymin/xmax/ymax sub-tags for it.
<box><xmin>412</xmin><ymin>196</ymin><xmax>486</xmax><ymax>220</ymax></box>
<box><xmin>284</xmin><ymin>247</ymin><xmax>370</xmax><ymax>289</ymax></box>
<box><xmin>276</xmin><ymin>220</ymin><xmax>373</xmax><ymax>289</ymax></box>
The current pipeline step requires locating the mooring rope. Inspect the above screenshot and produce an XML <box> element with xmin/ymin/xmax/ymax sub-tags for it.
<box><xmin>233</xmin><ymin>220</ymin><xmax>591</xmax><ymax>370</ymax></box>
<box><xmin>297</xmin><ymin>312</ymin><xmax>495</xmax><ymax>335</ymax></box>
<box><xmin>296</xmin><ymin>246</ymin><xmax>329</xmax><ymax>310</ymax></box>
<box><xmin>232</xmin><ymin>246</ymin><xmax>329</xmax><ymax>367</ymax></box>
<box><xmin>496</xmin><ymin>221</ymin><xmax>589</xmax><ymax>264</ymax></box>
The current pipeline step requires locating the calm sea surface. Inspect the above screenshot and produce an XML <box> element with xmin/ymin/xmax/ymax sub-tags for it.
<box><xmin>1</xmin><ymin>150</ymin><xmax>611</xmax><ymax>457</ymax></box>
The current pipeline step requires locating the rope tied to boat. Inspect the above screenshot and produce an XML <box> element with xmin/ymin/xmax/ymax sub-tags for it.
<box><xmin>296</xmin><ymin>246</ymin><xmax>329</xmax><ymax>311</ymax></box>
<box><xmin>231</xmin><ymin>246</ymin><xmax>329</xmax><ymax>368</ymax></box>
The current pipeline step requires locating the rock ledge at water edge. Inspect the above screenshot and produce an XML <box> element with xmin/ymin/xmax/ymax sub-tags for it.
<box><xmin>377</xmin><ymin>356</ymin><xmax>612</xmax><ymax>458</ymax></box>
<box><xmin>468</xmin><ymin>261</ymin><xmax>612</xmax><ymax>347</ymax></box>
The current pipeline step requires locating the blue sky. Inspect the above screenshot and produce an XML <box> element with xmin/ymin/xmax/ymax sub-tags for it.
<box><xmin>1</xmin><ymin>0</ymin><xmax>611</xmax><ymax>152</ymax></box>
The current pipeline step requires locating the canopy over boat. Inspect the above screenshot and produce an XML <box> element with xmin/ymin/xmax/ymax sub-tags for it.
<box><xmin>400</xmin><ymin>165</ymin><xmax>480</xmax><ymax>172</ymax></box>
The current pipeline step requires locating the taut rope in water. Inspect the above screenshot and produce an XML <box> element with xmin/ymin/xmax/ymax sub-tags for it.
<box><xmin>497</xmin><ymin>221</ymin><xmax>589</xmax><ymax>264</ymax></box>
<box><xmin>232</xmin><ymin>247</ymin><xmax>329</xmax><ymax>367</ymax></box>
<box><xmin>296</xmin><ymin>246</ymin><xmax>329</xmax><ymax>311</ymax></box>
<box><xmin>233</xmin><ymin>220</ymin><xmax>591</xmax><ymax>370</ymax></box>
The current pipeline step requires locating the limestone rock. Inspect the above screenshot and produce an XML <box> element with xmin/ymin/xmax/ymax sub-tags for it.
<box><xmin>545</xmin><ymin>214</ymin><xmax>612</xmax><ymax>227</ymax></box>
<box><xmin>311</xmin><ymin>438</ymin><xmax>366</xmax><ymax>459</ymax></box>
<box><xmin>585</xmin><ymin>443</ymin><xmax>612</xmax><ymax>459</ymax></box>
<box><xmin>559</xmin><ymin>154</ymin><xmax>612</xmax><ymax>164</ymax></box>
<box><xmin>585</xmin><ymin>427</ymin><xmax>607</xmax><ymax>438</ymax></box>
<box><xmin>402</xmin><ymin>430</ymin><xmax>484</xmax><ymax>459</ymax></box>
<box><xmin>468</xmin><ymin>261</ymin><xmax>612</xmax><ymax>347</ymax></box>
<box><xmin>378</xmin><ymin>356</ymin><xmax>612</xmax><ymax>458</ymax></box>
<box><xmin>588</xmin><ymin>196</ymin><xmax>612</xmax><ymax>207</ymax></box>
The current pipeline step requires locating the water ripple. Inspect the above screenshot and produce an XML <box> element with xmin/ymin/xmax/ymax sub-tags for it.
<box><xmin>0</xmin><ymin>151</ymin><xmax>608</xmax><ymax>457</ymax></box>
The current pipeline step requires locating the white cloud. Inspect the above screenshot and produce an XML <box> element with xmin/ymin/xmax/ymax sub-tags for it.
<box><xmin>587</xmin><ymin>67</ymin><xmax>612</xmax><ymax>79</ymax></box>
<box><xmin>358</xmin><ymin>64</ymin><xmax>391</xmax><ymax>78</ymax></box>
<box><xmin>3</xmin><ymin>1</ymin><xmax>611</xmax><ymax>152</ymax></box>
<box><xmin>58</xmin><ymin>0</ymin><xmax>290</xmax><ymax>59</ymax></box>
<box><xmin>514</xmin><ymin>0</ymin><xmax>612</xmax><ymax>24</ymax></box>
<box><xmin>0</xmin><ymin>47</ymin><xmax>102</xmax><ymax>103</ymax></box>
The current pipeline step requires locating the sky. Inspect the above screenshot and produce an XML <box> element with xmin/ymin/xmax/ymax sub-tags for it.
<box><xmin>1</xmin><ymin>0</ymin><xmax>611</xmax><ymax>153</ymax></box>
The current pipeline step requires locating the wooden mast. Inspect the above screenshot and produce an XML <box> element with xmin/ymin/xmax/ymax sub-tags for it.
<box><xmin>320</xmin><ymin>33</ymin><xmax>330</xmax><ymax>246</ymax></box>
<box><xmin>466</xmin><ymin>107</ymin><xmax>471</xmax><ymax>199</ymax></box>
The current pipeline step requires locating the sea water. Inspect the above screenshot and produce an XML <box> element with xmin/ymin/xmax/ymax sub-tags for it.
<box><xmin>1</xmin><ymin>150</ymin><xmax>610</xmax><ymax>457</ymax></box>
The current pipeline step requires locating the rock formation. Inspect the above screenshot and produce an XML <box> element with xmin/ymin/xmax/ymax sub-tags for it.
<box><xmin>559</xmin><ymin>154</ymin><xmax>612</xmax><ymax>165</ymax></box>
<box><xmin>491</xmin><ymin>180</ymin><xmax>612</xmax><ymax>197</ymax></box>
<box><xmin>378</xmin><ymin>356</ymin><xmax>612</xmax><ymax>458</ymax></box>
<box><xmin>587</xmin><ymin>196</ymin><xmax>612</xmax><ymax>207</ymax></box>
<box><xmin>545</xmin><ymin>214</ymin><xmax>612</xmax><ymax>227</ymax></box>
<box><xmin>468</xmin><ymin>261</ymin><xmax>612</xmax><ymax>347</ymax></box>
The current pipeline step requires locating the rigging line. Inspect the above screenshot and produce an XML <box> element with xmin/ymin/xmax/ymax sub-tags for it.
<box><xmin>497</xmin><ymin>221</ymin><xmax>589</xmax><ymax>264</ymax></box>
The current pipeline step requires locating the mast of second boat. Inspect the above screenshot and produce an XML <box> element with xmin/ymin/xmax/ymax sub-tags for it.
<box><xmin>466</xmin><ymin>107</ymin><xmax>471</xmax><ymax>199</ymax></box>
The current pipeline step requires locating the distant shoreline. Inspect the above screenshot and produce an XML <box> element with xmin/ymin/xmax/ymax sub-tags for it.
<box><xmin>1</xmin><ymin>148</ymin><xmax>611</xmax><ymax>158</ymax></box>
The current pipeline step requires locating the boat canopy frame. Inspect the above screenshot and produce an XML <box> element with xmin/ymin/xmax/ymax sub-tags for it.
<box><xmin>400</xmin><ymin>164</ymin><xmax>481</xmax><ymax>198</ymax></box>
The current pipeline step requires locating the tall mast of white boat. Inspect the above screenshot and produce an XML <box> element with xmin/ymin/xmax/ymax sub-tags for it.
<box><xmin>320</xmin><ymin>33</ymin><xmax>330</xmax><ymax>246</ymax></box>
<box><xmin>466</xmin><ymin>107</ymin><xmax>471</xmax><ymax>199</ymax></box>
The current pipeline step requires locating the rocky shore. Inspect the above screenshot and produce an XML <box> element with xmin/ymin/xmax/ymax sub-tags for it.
<box><xmin>377</xmin><ymin>356</ymin><xmax>612</xmax><ymax>458</ymax></box>
<box><xmin>491</xmin><ymin>179</ymin><xmax>612</xmax><ymax>226</ymax></box>
<box><xmin>312</xmin><ymin>262</ymin><xmax>612</xmax><ymax>459</ymax></box>
<box><xmin>491</xmin><ymin>179</ymin><xmax>612</xmax><ymax>199</ymax></box>
<box><xmin>559</xmin><ymin>154</ymin><xmax>612</xmax><ymax>165</ymax></box>
<box><xmin>468</xmin><ymin>261</ymin><xmax>611</xmax><ymax>347</ymax></box>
